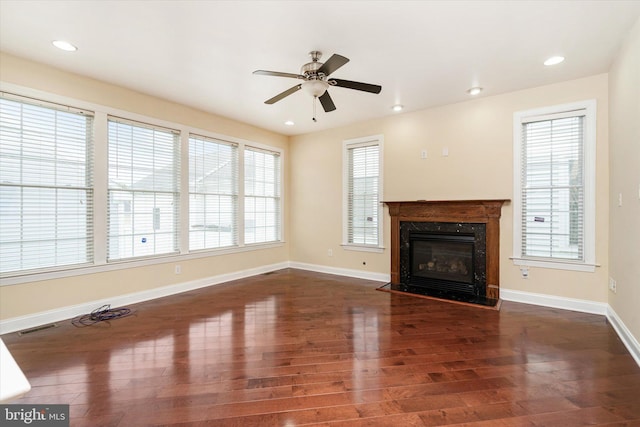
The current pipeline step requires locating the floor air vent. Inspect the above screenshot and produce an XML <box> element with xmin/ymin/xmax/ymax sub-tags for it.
<box><xmin>18</xmin><ymin>323</ymin><xmax>58</xmax><ymax>336</ymax></box>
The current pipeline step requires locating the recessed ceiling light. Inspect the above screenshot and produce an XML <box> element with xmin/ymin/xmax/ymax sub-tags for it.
<box><xmin>467</xmin><ymin>87</ymin><xmax>483</xmax><ymax>96</ymax></box>
<box><xmin>284</xmin><ymin>120</ymin><xmax>294</xmax><ymax>126</ymax></box>
<box><xmin>544</xmin><ymin>56</ymin><xmax>565</xmax><ymax>66</ymax></box>
<box><xmin>52</xmin><ymin>40</ymin><xmax>78</xmax><ymax>52</ymax></box>
<box><xmin>391</xmin><ymin>104</ymin><xmax>404</xmax><ymax>112</ymax></box>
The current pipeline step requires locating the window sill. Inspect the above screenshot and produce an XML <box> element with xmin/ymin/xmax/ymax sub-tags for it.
<box><xmin>341</xmin><ymin>244</ymin><xmax>385</xmax><ymax>254</ymax></box>
<box><xmin>511</xmin><ymin>257</ymin><xmax>598</xmax><ymax>272</ymax></box>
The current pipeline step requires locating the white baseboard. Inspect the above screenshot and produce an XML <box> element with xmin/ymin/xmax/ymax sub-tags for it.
<box><xmin>288</xmin><ymin>261</ymin><xmax>390</xmax><ymax>283</ymax></box>
<box><xmin>500</xmin><ymin>288</ymin><xmax>608</xmax><ymax>315</ymax></box>
<box><xmin>606</xmin><ymin>306</ymin><xmax>640</xmax><ymax>367</ymax></box>
<box><xmin>501</xmin><ymin>288</ymin><xmax>640</xmax><ymax>367</ymax></box>
<box><xmin>0</xmin><ymin>262</ymin><xmax>289</xmax><ymax>335</ymax></box>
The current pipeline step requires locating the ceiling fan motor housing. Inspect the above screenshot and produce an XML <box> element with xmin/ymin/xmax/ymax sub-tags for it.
<box><xmin>301</xmin><ymin>51</ymin><xmax>325</xmax><ymax>77</ymax></box>
<box><xmin>301</xmin><ymin>61</ymin><xmax>323</xmax><ymax>77</ymax></box>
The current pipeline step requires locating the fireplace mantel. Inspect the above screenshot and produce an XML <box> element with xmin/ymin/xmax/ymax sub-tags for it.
<box><xmin>384</xmin><ymin>200</ymin><xmax>508</xmax><ymax>302</ymax></box>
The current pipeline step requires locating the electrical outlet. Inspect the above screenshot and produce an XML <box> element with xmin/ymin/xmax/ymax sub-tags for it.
<box><xmin>175</xmin><ymin>265</ymin><xmax>181</xmax><ymax>274</ymax></box>
<box><xmin>609</xmin><ymin>277</ymin><xmax>617</xmax><ymax>293</ymax></box>
<box><xmin>421</xmin><ymin>149</ymin><xmax>427</xmax><ymax>159</ymax></box>
<box><xmin>520</xmin><ymin>267</ymin><xmax>529</xmax><ymax>279</ymax></box>
<box><xmin>328</xmin><ymin>249</ymin><xmax>333</xmax><ymax>257</ymax></box>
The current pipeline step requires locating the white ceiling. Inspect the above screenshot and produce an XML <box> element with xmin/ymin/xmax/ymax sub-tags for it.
<box><xmin>1</xmin><ymin>1</ymin><xmax>639</xmax><ymax>136</ymax></box>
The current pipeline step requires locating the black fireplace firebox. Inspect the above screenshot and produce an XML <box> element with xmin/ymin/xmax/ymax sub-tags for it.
<box><xmin>399</xmin><ymin>221</ymin><xmax>487</xmax><ymax>303</ymax></box>
<box><xmin>410</xmin><ymin>233</ymin><xmax>475</xmax><ymax>292</ymax></box>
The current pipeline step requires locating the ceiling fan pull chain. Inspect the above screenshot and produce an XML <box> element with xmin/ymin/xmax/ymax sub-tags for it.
<box><xmin>313</xmin><ymin>96</ymin><xmax>317</xmax><ymax>122</ymax></box>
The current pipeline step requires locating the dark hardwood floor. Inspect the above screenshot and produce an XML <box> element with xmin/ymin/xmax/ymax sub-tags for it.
<box><xmin>3</xmin><ymin>268</ymin><xmax>640</xmax><ymax>426</ymax></box>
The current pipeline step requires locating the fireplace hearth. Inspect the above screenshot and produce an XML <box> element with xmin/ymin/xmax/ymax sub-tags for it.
<box><xmin>382</xmin><ymin>200</ymin><xmax>507</xmax><ymax>308</ymax></box>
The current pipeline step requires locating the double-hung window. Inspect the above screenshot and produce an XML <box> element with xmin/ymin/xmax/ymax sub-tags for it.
<box><xmin>342</xmin><ymin>135</ymin><xmax>384</xmax><ymax>251</ymax></box>
<box><xmin>244</xmin><ymin>147</ymin><xmax>281</xmax><ymax>244</ymax></box>
<box><xmin>189</xmin><ymin>134</ymin><xmax>238</xmax><ymax>250</ymax></box>
<box><xmin>107</xmin><ymin>117</ymin><xmax>180</xmax><ymax>261</ymax></box>
<box><xmin>0</xmin><ymin>94</ymin><xmax>94</xmax><ymax>275</ymax></box>
<box><xmin>513</xmin><ymin>100</ymin><xmax>596</xmax><ymax>271</ymax></box>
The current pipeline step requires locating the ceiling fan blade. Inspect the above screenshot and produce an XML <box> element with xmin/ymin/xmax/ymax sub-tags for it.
<box><xmin>318</xmin><ymin>91</ymin><xmax>336</xmax><ymax>112</ymax></box>
<box><xmin>331</xmin><ymin>78</ymin><xmax>382</xmax><ymax>94</ymax></box>
<box><xmin>253</xmin><ymin>70</ymin><xmax>305</xmax><ymax>80</ymax></box>
<box><xmin>317</xmin><ymin>54</ymin><xmax>349</xmax><ymax>76</ymax></box>
<box><xmin>265</xmin><ymin>84</ymin><xmax>302</xmax><ymax>104</ymax></box>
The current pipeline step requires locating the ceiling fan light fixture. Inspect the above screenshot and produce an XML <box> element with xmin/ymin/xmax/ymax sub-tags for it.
<box><xmin>303</xmin><ymin>79</ymin><xmax>329</xmax><ymax>97</ymax></box>
<box><xmin>544</xmin><ymin>56</ymin><xmax>565</xmax><ymax>66</ymax></box>
<box><xmin>467</xmin><ymin>87</ymin><xmax>483</xmax><ymax>96</ymax></box>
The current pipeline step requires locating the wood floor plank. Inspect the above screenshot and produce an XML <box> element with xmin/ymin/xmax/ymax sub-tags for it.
<box><xmin>3</xmin><ymin>268</ymin><xmax>640</xmax><ymax>426</ymax></box>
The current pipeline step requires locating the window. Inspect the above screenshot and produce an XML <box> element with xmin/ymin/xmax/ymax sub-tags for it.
<box><xmin>189</xmin><ymin>134</ymin><xmax>238</xmax><ymax>250</ymax></box>
<box><xmin>0</xmin><ymin>94</ymin><xmax>94</xmax><ymax>274</ymax></box>
<box><xmin>244</xmin><ymin>147</ymin><xmax>281</xmax><ymax>244</ymax></box>
<box><xmin>107</xmin><ymin>117</ymin><xmax>180</xmax><ymax>261</ymax></box>
<box><xmin>513</xmin><ymin>101</ymin><xmax>596</xmax><ymax>271</ymax></box>
<box><xmin>343</xmin><ymin>135</ymin><xmax>384</xmax><ymax>251</ymax></box>
<box><xmin>1</xmin><ymin>88</ymin><xmax>285</xmax><ymax>284</ymax></box>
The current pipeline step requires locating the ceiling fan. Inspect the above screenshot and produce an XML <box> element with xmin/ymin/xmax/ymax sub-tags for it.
<box><xmin>253</xmin><ymin>51</ymin><xmax>382</xmax><ymax>120</ymax></box>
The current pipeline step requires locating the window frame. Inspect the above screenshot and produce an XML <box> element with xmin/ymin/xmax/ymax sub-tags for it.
<box><xmin>342</xmin><ymin>134</ymin><xmax>384</xmax><ymax>253</ymax></box>
<box><xmin>107</xmin><ymin>116</ymin><xmax>181</xmax><ymax>262</ymax></box>
<box><xmin>243</xmin><ymin>145</ymin><xmax>282</xmax><ymax>245</ymax></box>
<box><xmin>512</xmin><ymin>100</ymin><xmax>597</xmax><ymax>272</ymax></box>
<box><xmin>0</xmin><ymin>92</ymin><xmax>95</xmax><ymax>275</ymax></box>
<box><xmin>188</xmin><ymin>133</ymin><xmax>239</xmax><ymax>251</ymax></box>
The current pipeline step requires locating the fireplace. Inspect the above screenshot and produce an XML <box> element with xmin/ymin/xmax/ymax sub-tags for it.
<box><xmin>382</xmin><ymin>200</ymin><xmax>507</xmax><ymax>308</ymax></box>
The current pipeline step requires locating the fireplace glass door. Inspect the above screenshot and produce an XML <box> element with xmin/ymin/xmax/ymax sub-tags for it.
<box><xmin>410</xmin><ymin>234</ymin><xmax>474</xmax><ymax>285</ymax></box>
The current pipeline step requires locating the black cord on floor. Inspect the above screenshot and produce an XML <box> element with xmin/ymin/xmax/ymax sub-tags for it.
<box><xmin>72</xmin><ymin>304</ymin><xmax>133</xmax><ymax>327</ymax></box>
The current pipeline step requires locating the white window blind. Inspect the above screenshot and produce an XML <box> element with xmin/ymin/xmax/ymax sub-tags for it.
<box><xmin>346</xmin><ymin>142</ymin><xmax>381</xmax><ymax>246</ymax></box>
<box><xmin>0</xmin><ymin>94</ymin><xmax>94</xmax><ymax>274</ymax></box>
<box><xmin>244</xmin><ymin>147</ymin><xmax>281</xmax><ymax>244</ymax></box>
<box><xmin>520</xmin><ymin>113</ymin><xmax>585</xmax><ymax>261</ymax></box>
<box><xmin>188</xmin><ymin>134</ymin><xmax>238</xmax><ymax>250</ymax></box>
<box><xmin>107</xmin><ymin>117</ymin><xmax>179</xmax><ymax>261</ymax></box>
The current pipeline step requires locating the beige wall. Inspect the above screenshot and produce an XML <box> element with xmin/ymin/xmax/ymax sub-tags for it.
<box><xmin>0</xmin><ymin>53</ymin><xmax>290</xmax><ymax>320</ymax></box>
<box><xmin>608</xmin><ymin>18</ymin><xmax>640</xmax><ymax>340</ymax></box>
<box><xmin>290</xmin><ymin>74</ymin><xmax>610</xmax><ymax>303</ymax></box>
